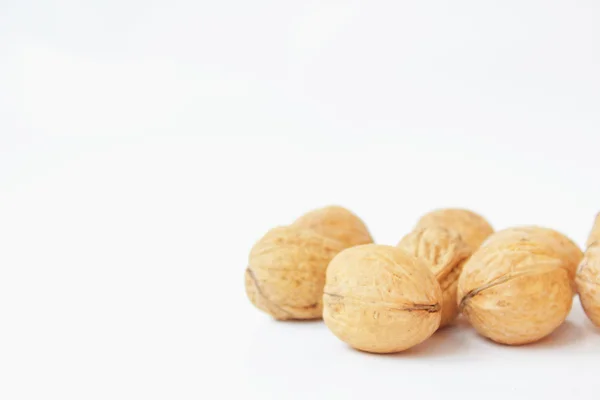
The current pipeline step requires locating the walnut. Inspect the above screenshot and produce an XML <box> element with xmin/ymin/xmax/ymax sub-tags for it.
<box><xmin>576</xmin><ymin>213</ymin><xmax>600</xmax><ymax>326</ymax></box>
<box><xmin>245</xmin><ymin>226</ymin><xmax>346</xmax><ymax>320</ymax></box>
<box><xmin>293</xmin><ymin>205</ymin><xmax>373</xmax><ymax>248</ymax></box>
<box><xmin>415</xmin><ymin>208</ymin><xmax>493</xmax><ymax>250</ymax></box>
<box><xmin>397</xmin><ymin>227</ymin><xmax>471</xmax><ymax>327</ymax></box>
<box><xmin>458</xmin><ymin>229</ymin><xmax>574</xmax><ymax>345</ymax></box>
<box><xmin>323</xmin><ymin>244</ymin><xmax>442</xmax><ymax>353</ymax></box>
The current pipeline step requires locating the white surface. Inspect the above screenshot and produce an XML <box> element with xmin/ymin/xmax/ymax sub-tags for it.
<box><xmin>1</xmin><ymin>1</ymin><xmax>600</xmax><ymax>399</ymax></box>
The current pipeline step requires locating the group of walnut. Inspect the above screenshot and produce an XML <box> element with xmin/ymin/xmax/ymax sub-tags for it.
<box><xmin>245</xmin><ymin>206</ymin><xmax>600</xmax><ymax>353</ymax></box>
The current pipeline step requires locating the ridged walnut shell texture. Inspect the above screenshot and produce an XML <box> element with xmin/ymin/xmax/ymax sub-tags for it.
<box><xmin>397</xmin><ymin>227</ymin><xmax>471</xmax><ymax>327</ymax></box>
<box><xmin>323</xmin><ymin>244</ymin><xmax>442</xmax><ymax>353</ymax></box>
<box><xmin>293</xmin><ymin>205</ymin><xmax>373</xmax><ymax>248</ymax></box>
<box><xmin>576</xmin><ymin>213</ymin><xmax>600</xmax><ymax>326</ymax></box>
<box><xmin>415</xmin><ymin>208</ymin><xmax>494</xmax><ymax>250</ymax></box>
<box><xmin>480</xmin><ymin>226</ymin><xmax>582</xmax><ymax>282</ymax></box>
<box><xmin>245</xmin><ymin>226</ymin><xmax>346</xmax><ymax>320</ymax></box>
<box><xmin>458</xmin><ymin>242</ymin><xmax>573</xmax><ymax>345</ymax></box>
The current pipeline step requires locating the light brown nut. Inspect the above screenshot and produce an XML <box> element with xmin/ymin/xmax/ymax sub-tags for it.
<box><xmin>415</xmin><ymin>208</ymin><xmax>493</xmax><ymax>250</ymax></box>
<box><xmin>323</xmin><ymin>244</ymin><xmax>442</xmax><ymax>353</ymax></box>
<box><xmin>245</xmin><ymin>226</ymin><xmax>346</xmax><ymax>320</ymax></box>
<box><xmin>458</xmin><ymin>247</ymin><xmax>573</xmax><ymax>345</ymax></box>
<box><xmin>480</xmin><ymin>226</ymin><xmax>582</xmax><ymax>281</ymax></box>
<box><xmin>397</xmin><ymin>227</ymin><xmax>471</xmax><ymax>327</ymax></box>
<box><xmin>576</xmin><ymin>214</ymin><xmax>600</xmax><ymax>326</ymax></box>
<box><xmin>293</xmin><ymin>205</ymin><xmax>373</xmax><ymax>248</ymax></box>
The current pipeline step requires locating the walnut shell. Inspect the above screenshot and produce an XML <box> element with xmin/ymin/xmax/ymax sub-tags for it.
<box><xmin>480</xmin><ymin>226</ymin><xmax>582</xmax><ymax>281</ymax></box>
<box><xmin>245</xmin><ymin>226</ymin><xmax>346</xmax><ymax>320</ymax></box>
<box><xmin>397</xmin><ymin>227</ymin><xmax>471</xmax><ymax>327</ymax></box>
<box><xmin>415</xmin><ymin>208</ymin><xmax>493</xmax><ymax>250</ymax></box>
<box><xmin>575</xmin><ymin>213</ymin><xmax>600</xmax><ymax>326</ymax></box>
<box><xmin>293</xmin><ymin>205</ymin><xmax>373</xmax><ymax>248</ymax></box>
<box><xmin>458</xmin><ymin>246</ymin><xmax>573</xmax><ymax>345</ymax></box>
<box><xmin>323</xmin><ymin>244</ymin><xmax>442</xmax><ymax>353</ymax></box>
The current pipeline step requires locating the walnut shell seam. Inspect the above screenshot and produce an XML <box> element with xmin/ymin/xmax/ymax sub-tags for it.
<box><xmin>245</xmin><ymin>267</ymin><xmax>319</xmax><ymax>319</ymax></box>
<box><xmin>459</xmin><ymin>265</ymin><xmax>564</xmax><ymax>312</ymax></box>
<box><xmin>323</xmin><ymin>292</ymin><xmax>441</xmax><ymax>313</ymax></box>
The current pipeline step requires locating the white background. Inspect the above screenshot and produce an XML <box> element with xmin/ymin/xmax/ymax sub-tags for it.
<box><xmin>1</xmin><ymin>1</ymin><xmax>600</xmax><ymax>399</ymax></box>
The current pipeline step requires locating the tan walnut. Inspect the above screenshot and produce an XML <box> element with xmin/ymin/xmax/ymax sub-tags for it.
<box><xmin>245</xmin><ymin>226</ymin><xmax>346</xmax><ymax>320</ymax></box>
<box><xmin>397</xmin><ymin>227</ymin><xmax>471</xmax><ymax>327</ymax></box>
<box><xmin>415</xmin><ymin>208</ymin><xmax>494</xmax><ymax>250</ymax></box>
<box><xmin>458</xmin><ymin>229</ymin><xmax>574</xmax><ymax>345</ymax></box>
<box><xmin>323</xmin><ymin>244</ymin><xmax>442</xmax><ymax>353</ymax></box>
<box><xmin>576</xmin><ymin>213</ymin><xmax>600</xmax><ymax>326</ymax></box>
<box><xmin>293</xmin><ymin>205</ymin><xmax>373</xmax><ymax>248</ymax></box>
